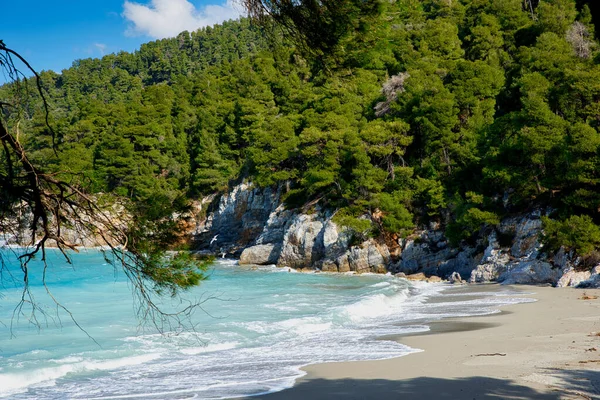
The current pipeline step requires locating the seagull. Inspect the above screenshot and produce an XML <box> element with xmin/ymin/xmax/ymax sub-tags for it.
<box><xmin>210</xmin><ymin>234</ymin><xmax>219</xmax><ymax>245</ymax></box>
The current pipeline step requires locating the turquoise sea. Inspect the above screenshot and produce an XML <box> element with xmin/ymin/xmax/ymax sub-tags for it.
<box><xmin>0</xmin><ymin>249</ymin><xmax>532</xmax><ymax>399</ymax></box>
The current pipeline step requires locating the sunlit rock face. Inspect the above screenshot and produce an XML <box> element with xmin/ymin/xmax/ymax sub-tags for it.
<box><xmin>197</xmin><ymin>185</ymin><xmax>599</xmax><ymax>284</ymax></box>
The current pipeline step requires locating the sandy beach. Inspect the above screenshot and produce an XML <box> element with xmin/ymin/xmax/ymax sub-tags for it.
<box><xmin>256</xmin><ymin>284</ymin><xmax>600</xmax><ymax>399</ymax></box>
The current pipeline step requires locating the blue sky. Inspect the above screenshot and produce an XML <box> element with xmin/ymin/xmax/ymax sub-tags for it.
<box><xmin>2</xmin><ymin>0</ymin><xmax>243</xmax><ymax>75</ymax></box>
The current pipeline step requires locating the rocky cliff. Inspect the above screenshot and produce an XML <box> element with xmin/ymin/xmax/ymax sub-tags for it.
<box><xmin>194</xmin><ymin>183</ymin><xmax>390</xmax><ymax>273</ymax></box>
<box><xmin>194</xmin><ymin>183</ymin><xmax>600</xmax><ymax>287</ymax></box>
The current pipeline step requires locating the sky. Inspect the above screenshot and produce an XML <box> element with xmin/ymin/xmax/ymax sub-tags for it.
<box><xmin>1</xmin><ymin>0</ymin><xmax>244</xmax><ymax>75</ymax></box>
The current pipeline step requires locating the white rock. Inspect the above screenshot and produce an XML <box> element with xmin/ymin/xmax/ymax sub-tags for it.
<box><xmin>239</xmin><ymin>244</ymin><xmax>281</xmax><ymax>265</ymax></box>
<box><xmin>556</xmin><ymin>267</ymin><xmax>592</xmax><ymax>288</ymax></box>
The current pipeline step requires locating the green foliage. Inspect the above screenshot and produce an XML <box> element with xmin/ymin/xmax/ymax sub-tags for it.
<box><xmin>542</xmin><ymin>215</ymin><xmax>600</xmax><ymax>257</ymax></box>
<box><xmin>375</xmin><ymin>192</ymin><xmax>414</xmax><ymax>236</ymax></box>
<box><xmin>446</xmin><ymin>192</ymin><xmax>500</xmax><ymax>246</ymax></box>
<box><xmin>139</xmin><ymin>252</ymin><xmax>209</xmax><ymax>297</ymax></box>
<box><xmin>4</xmin><ymin>0</ymin><xmax>600</xmax><ymax>268</ymax></box>
<box><xmin>332</xmin><ymin>208</ymin><xmax>374</xmax><ymax>243</ymax></box>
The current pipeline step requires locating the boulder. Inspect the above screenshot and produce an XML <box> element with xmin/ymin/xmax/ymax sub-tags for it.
<box><xmin>576</xmin><ymin>265</ymin><xmax>600</xmax><ymax>288</ymax></box>
<box><xmin>556</xmin><ymin>267</ymin><xmax>592</xmax><ymax>288</ymax></box>
<box><xmin>499</xmin><ymin>261</ymin><xmax>561</xmax><ymax>285</ymax></box>
<box><xmin>448</xmin><ymin>272</ymin><xmax>464</xmax><ymax>284</ymax></box>
<box><xmin>406</xmin><ymin>272</ymin><xmax>428</xmax><ymax>281</ymax></box>
<box><xmin>577</xmin><ymin>275</ymin><xmax>600</xmax><ymax>288</ymax></box>
<box><xmin>469</xmin><ymin>254</ymin><xmax>510</xmax><ymax>283</ymax></box>
<box><xmin>239</xmin><ymin>244</ymin><xmax>281</xmax><ymax>265</ymax></box>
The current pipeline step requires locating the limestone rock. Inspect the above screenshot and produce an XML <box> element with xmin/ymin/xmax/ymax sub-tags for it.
<box><xmin>345</xmin><ymin>239</ymin><xmax>390</xmax><ymax>273</ymax></box>
<box><xmin>278</xmin><ymin>214</ymin><xmax>324</xmax><ymax>269</ymax></box>
<box><xmin>469</xmin><ymin>252</ymin><xmax>510</xmax><ymax>283</ymax></box>
<box><xmin>239</xmin><ymin>244</ymin><xmax>281</xmax><ymax>265</ymax></box>
<box><xmin>395</xmin><ymin>236</ymin><xmax>455</xmax><ymax>276</ymax></box>
<box><xmin>406</xmin><ymin>273</ymin><xmax>428</xmax><ymax>281</ymax></box>
<box><xmin>347</xmin><ymin>246</ymin><xmax>370</xmax><ymax>273</ymax></box>
<box><xmin>482</xmin><ymin>231</ymin><xmax>500</xmax><ymax>262</ymax></box>
<box><xmin>499</xmin><ymin>261</ymin><xmax>561</xmax><ymax>285</ymax></box>
<box><xmin>553</xmin><ymin>247</ymin><xmax>570</xmax><ymax>270</ymax></box>
<box><xmin>200</xmin><ymin>182</ymin><xmax>282</xmax><ymax>252</ymax></box>
<box><xmin>556</xmin><ymin>267</ymin><xmax>592</xmax><ymax>287</ymax></box>
<box><xmin>321</xmin><ymin>221</ymin><xmax>352</xmax><ymax>261</ymax></box>
<box><xmin>575</xmin><ymin>265</ymin><xmax>600</xmax><ymax>288</ymax></box>
<box><xmin>336</xmin><ymin>254</ymin><xmax>351</xmax><ymax>273</ymax></box>
<box><xmin>255</xmin><ymin>205</ymin><xmax>296</xmax><ymax>246</ymax></box>
<box><xmin>577</xmin><ymin>275</ymin><xmax>600</xmax><ymax>288</ymax></box>
<box><xmin>448</xmin><ymin>272</ymin><xmax>463</xmax><ymax>284</ymax></box>
<box><xmin>441</xmin><ymin>247</ymin><xmax>482</xmax><ymax>279</ymax></box>
<box><xmin>500</xmin><ymin>214</ymin><xmax>543</xmax><ymax>259</ymax></box>
<box><xmin>320</xmin><ymin>261</ymin><xmax>339</xmax><ymax>272</ymax></box>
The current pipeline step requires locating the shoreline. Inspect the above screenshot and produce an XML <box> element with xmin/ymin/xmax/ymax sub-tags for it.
<box><xmin>254</xmin><ymin>284</ymin><xmax>600</xmax><ymax>399</ymax></box>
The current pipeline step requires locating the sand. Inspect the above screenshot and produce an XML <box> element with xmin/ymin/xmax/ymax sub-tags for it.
<box><xmin>257</xmin><ymin>284</ymin><xmax>600</xmax><ymax>399</ymax></box>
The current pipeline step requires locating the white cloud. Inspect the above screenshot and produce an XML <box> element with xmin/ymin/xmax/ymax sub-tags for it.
<box><xmin>123</xmin><ymin>0</ymin><xmax>244</xmax><ymax>39</ymax></box>
<box><xmin>94</xmin><ymin>43</ymin><xmax>107</xmax><ymax>56</ymax></box>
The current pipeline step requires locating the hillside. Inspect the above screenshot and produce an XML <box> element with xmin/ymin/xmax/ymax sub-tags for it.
<box><xmin>3</xmin><ymin>0</ymin><xmax>600</xmax><ymax>265</ymax></box>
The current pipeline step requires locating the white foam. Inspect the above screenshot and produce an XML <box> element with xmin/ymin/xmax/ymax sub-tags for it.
<box><xmin>179</xmin><ymin>342</ymin><xmax>239</xmax><ymax>355</ymax></box>
<box><xmin>0</xmin><ymin>256</ymin><xmax>536</xmax><ymax>400</ymax></box>
<box><xmin>276</xmin><ymin>318</ymin><xmax>333</xmax><ymax>335</ymax></box>
<box><xmin>369</xmin><ymin>281</ymin><xmax>391</xmax><ymax>289</ymax></box>
<box><xmin>214</xmin><ymin>259</ymin><xmax>239</xmax><ymax>268</ymax></box>
<box><xmin>0</xmin><ymin>353</ymin><xmax>161</xmax><ymax>397</ymax></box>
<box><xmin>263</xmin><ymin>303</ymin><xmax>300</xmax><ymax>311</ymax></box>
<box><xmin>340</xmin><ymin>288</ymin><xmax>410</xmax><ymax>323</ymax></box>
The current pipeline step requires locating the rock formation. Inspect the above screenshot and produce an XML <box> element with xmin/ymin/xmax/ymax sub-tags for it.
<box><xmin>194</xmin><ymin>183</ymin><xmax>600</xmax><ymax>287</ymax></box>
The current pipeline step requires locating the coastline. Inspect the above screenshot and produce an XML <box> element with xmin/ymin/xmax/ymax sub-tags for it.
<box><xmin>254</xmin><ymin>284</ymin><xmax>600</xmax><ymax>399</ymax></box>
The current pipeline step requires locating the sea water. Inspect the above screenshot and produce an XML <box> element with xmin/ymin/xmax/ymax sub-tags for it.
<box><xmin>0</xmin><ymin>249</ymin><xmax>532</xmax><ymax>399</ymax></box>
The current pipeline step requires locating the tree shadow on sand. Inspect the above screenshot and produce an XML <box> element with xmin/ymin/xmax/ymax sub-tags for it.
<box><xmin>253</xmin><ymin>371</ymin><xmax>599</xmax><ymax>399</ymax></box>
<box><xmin>541</xmin><ymin>368</ymin><xmax>600</xmax><ymax>399</ymax></box>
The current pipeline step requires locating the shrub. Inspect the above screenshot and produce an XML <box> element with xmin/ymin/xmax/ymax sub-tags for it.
<box><xmin>376</xmin><ymin>192</ymin><xmax>414</xmax><ymax>237</ymax></box>
<box><xmin>542</xmin><ymin>215</ymin><xmax>600</xmax><ymax>258</ymax></box>
<box><xmin>333</xmin><ymin>208</ymin><xmax>373</xmax><ymax>244</ymax></box>
<box><xmin>446</xmin><ymin>206</ymin><xmax>500</xmax><ymax>247</ymax></box>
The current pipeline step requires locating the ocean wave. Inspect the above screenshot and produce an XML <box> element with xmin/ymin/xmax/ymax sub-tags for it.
<box><xmin>179</xmin><ymin>342</ymin><xmax>240</xmax><ymax>355</ymax></box>
<box><xmin>338</xmin><ymin>288</ymin><xmax>410</xmax><ymax>323</ymax></box>
<box><xmin>369</xmin><ymin>281</ymin><xmax>391</xmax><ymax>289</ymax></box>
<box><xmin>0</xmin><ymin>253</ymin><xmax>536</xmax><ymax>400</ymax></box>
<box><xmin>0</xmin><ymin>353</ymin><xmax>161</xmax><ymax>398</ymax></box>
